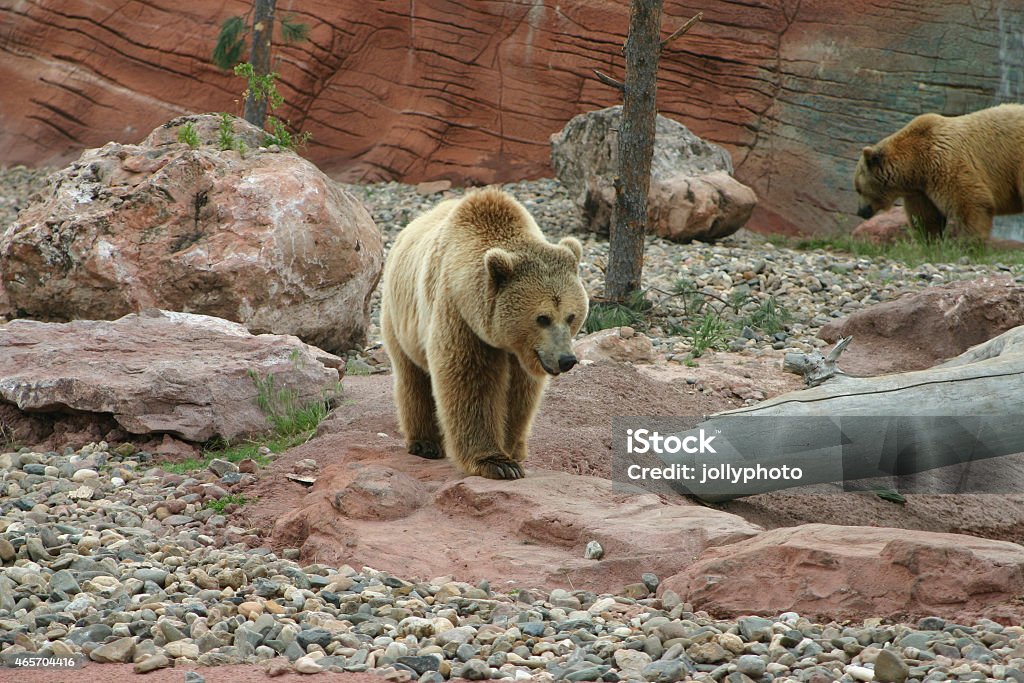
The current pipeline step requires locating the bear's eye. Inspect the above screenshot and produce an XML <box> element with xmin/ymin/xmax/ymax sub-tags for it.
<box><xmin>536</xmin><ymin>315</ymin><xmax>552</xmax><ymax>327</ymax></box>
<box><xmin>566</xmin><ymin>314</ymin><xmax>576</xmax><ymax>325</ymax></box>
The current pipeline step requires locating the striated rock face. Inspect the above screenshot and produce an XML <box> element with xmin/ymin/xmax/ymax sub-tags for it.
<box><xmin>0</xmin><ymin>1</ymin><xmax>1014</xmax><ymax>235</ymax></box>
<box><xmin>819</xmin><ymin>276</ymin><xmax>1024</xmax><ymax>375</ymax></box>
<box><xmin>661</xmin><ymin>523</ymin><xmax>1024</xmax><ymax>620</ymax></box>
<box><xmin>551</xmin><ymin>107</ymin><xmax>756</xmax><ymax>243</ymax></box>
<box><xmin>0</xmin><ymin>310</ymin><xmax>344</xmax><ymax>443</ymax></box>
<box><xmin>0</xmin><ymin>114</ymin><xmax>384</xmax><ymax>354</ymax></box>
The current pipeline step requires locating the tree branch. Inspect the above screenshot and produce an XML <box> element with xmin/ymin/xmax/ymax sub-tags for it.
<box><xmin>593</xmin><ymin>68</ymin><xmax>625</xmax><ymax>91</ymax></box>
<box><xmin>660</xmin><ymin>12</ymin><xmax>702</xmax><ymax>50</ymax></box>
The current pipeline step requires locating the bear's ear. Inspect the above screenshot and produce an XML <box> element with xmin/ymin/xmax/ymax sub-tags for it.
<box><xmin>484</xmin><ymin>248</ymin><xmax>520</xmax><ymax>289</ymax></box>
<box><xmin>558</xmin><ymin>236</ymin><xmax>583</xmax><ymax>262</ymax></box>
<box><xmin>862</xmin><ymin>146</ymin><xmax>884</xmax><ymax>169</ymax></box>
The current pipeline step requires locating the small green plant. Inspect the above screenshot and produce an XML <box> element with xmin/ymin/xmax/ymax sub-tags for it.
<box><xmin>264</xmin><ymin>115</ymin><xmax>312</xmax><ymax>149</ymax></box>
<box><xmin>742</xmin><ymin>296</ymin><xmax>791</xmax><ymax>335</ymax></box>
<box><xmin>232</xmin><ymin>62</ymin><xmax>311</xmax><ymax>150</ymax></box>
<box><xmin>160</xmin><ymin>370</ymin><xmax>336</xmax><ymax>475</ymax></box>
<box><xmin>234</xmin><ymin>62</ymin><xmax>285</xmax><ymax>112</ymax></box>
<box><xmin>204</xmin><ymin>494</ymin><xmax>250</xmax><ymax>513</ymax></box>
<box><xmin>688</xmin><ymin>311</ymin><xmax>730</xmax><ymax>357</ymax></box>
<box><xmin>345</xmin><ymin>358</ymin><xmax>373</xmax><ymax>376</ymax></box>
<box><xmin>670</xmin><ymin>277</ymin><xmax>707</xmax><ymax>316</ymax></box>
<box><xmin>218</xmin><ymin>113</ymin><xmax>237</xmax><ymax>151</ymax></box>
<box><xmin>177</xmin><ymin>122</ymin><xmax>200</xmax><ymax>149</ymax></box>
<box><xmin>248</xmin><ymin>369</ymin><xmax>332</xmax><ymax>439</ymax></box>
<box><xmin>583</xmin><ymin>302</ymin><xmax>645</xmax><ymax>334</ymax></box>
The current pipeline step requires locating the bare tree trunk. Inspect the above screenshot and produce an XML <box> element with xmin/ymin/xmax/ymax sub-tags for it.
<box><xmin>605</xmin><ymin>0</ymin><xmax>663</xmax><ymax>303</ymax></box>
<box><xmin>244</xmin><ymin>0</ymin><xmax>276</xmax><ymax>127</ymax></box>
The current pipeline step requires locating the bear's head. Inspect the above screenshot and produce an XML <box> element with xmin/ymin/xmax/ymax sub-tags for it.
<box><xmin>484</xmin><ymin>238</ymin><xmax>589</xmax><ymax>378</ymax></box>
<box><xmin>854</xmin><ymin>146</ymin><xmax>901</xmax><ymax>219</ymax></box>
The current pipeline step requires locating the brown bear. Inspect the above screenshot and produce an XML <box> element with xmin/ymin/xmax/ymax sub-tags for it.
<box><xmin>380</xmin><ymin>187</ymin><xmax>589</xmax><ymax>480</ymax></box>
<box><xmin>854</xmin><ymin>103</ymin><xmax>1024</xmax><ymax>240</ymax></box>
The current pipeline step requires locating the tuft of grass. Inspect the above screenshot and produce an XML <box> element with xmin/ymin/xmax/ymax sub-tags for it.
<box><xmin>741</xmin><ymin>296</ymin><xmax>791</xmax><ymax>335</ymax></box>
<box><xmin>204</xmin><ymin>494</ymin><xmax>250</xmax><ymax>513</ymax></box>
<box><xmin>345</xmin><ymin>358</ymin><xmax>373</xmax><ymax>376</ymax></box>
<box><xmin>161</xmin><ymin>371</ymin><xmax>338</xmax><ymax>474</ymax></box>
<box><xmin>585</xmin><ymin>305</ymin><xmax>638</xmax><ymax>335</ymax></box>
<box><xmin>583</xmin><ymin>301</ymin><xmax>645</xmax><ymax>334</ymax></box>
<box><xmin>177</xmin><ymin>122</ymin><xmax>201</xmax><ymax>149</ymax></box>
<box><xmin>247</xmin><ymin>370</ymin><xmax>332</xmax><ymax>438</ymax></box>
<box><xmin>688</xmin><ymin>311</ymin><xmax>730</xmax><ymax>357</ymax></box>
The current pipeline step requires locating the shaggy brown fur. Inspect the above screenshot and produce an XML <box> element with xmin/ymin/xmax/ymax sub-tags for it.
<box><xmin>381</xmin><ymin>187</ymin><xmax>589</xmax><ymax>480</ymax></box>
<box><xmin>854</xmin><ymin>104</ymin><xmax>1024</xmax><ymax>240</ymax></box>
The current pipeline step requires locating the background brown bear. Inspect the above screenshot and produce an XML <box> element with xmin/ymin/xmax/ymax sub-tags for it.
<box><xmin>854</xmin><ymin>104</ymin><xmax>1024</xmax><ymax>241</ymax></box>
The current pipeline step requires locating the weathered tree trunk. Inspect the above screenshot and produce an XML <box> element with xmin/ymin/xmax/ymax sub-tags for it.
<box><xmin>640</xmin><ymin>327</ymin><xmax>1024</xmax><ymax>502</ymax></box>
<box><xmin>244</xmin><ymin>0</ymin><xmax>276</xmax><ymax>127</ymax></box>
<box><xmin>605</xmin><ymin>0</ymin><xmax>662</xmax><ymax>303</ymax></box>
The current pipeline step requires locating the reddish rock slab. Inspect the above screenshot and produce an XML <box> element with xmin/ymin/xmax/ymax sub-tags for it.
<box><xmin>266</xmin><ymin>441</ymin><xmax>762</xmax><ymax>593</ymax></box>
<box><xmin>819</xmin><ymin>276</ymin><xmax>1024</xmax><ymax>375</ymax></box>
<box><xmin>236</xmin><ymin>363</ymin><xmax>758</xmax><ymax>592</ymax></box>
<box><xmin>661</xmin><ymin>523</ymin><xmax>1024</xmax><ymax>621</ymax></box>
<box><xmin>0</xmin><ymin>1</ymin><xmax>1011</xmax><ymax>236</ymax></box>
<box><xmin>0</xmin><ymin>310</ymin><xmax>342</xmax><ymax>443</ymax></box>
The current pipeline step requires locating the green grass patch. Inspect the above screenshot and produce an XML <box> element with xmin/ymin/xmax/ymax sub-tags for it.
<box><xmin>740</xmin><ymin>295</ymin><xmax>792</xmax><ymax>335</ymax></box>
<box><xmin>204</xmin><ymin>494</ymin><xmax>251</xmax><ymax>513</ymax></box>
<box><xmin>345</xmin><ymin>358</ymin><xmax>374</xmax><ymax>376</ymax></box>
<box><xmin>160</xmin><ymin>370</ymin><xmax>338</xmax><ymax>474</ymax></box>
<box><xmin>687</xmin><ymin>311</ymin><xmax>731</xmax><ymax>357</ymax></box>
<box><xmin>772</xmin><ymin>231</ymin><xmax>1024</xmax><ymax>268</ymax></box>
<box><xmin>248</xmin><ymin>370</ymin><xmax>332</xmax><ymax>438</ymax></box>
<box><xmin>583</xmin><ymin>291</ymin><xmax>649</xmax><ymax>334</ymax></box>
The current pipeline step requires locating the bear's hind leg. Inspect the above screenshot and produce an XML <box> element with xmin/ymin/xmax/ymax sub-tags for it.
<box><xmin>386</xmin><ymin>339</ymin><xmax>444</xmax><ymax>459</ymax></box>
<box><xmin>955</xmin><ymin>202</ymin><xmax>995</xmax><ymax>241</ymax></box>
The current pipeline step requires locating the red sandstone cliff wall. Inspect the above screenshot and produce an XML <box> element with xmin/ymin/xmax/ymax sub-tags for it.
<box><xmin>1</xmin><ymin>1</ymin><xmax>1018</xmax><ymax>234</ymax></box>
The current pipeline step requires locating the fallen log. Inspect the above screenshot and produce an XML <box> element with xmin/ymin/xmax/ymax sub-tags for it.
<box><xmin>623</xmin><ymin>326</ymin><xmax>1024</xmax><ymax>502</ymax></box>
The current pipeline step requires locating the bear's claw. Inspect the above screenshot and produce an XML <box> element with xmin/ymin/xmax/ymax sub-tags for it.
<box><xmin>477</xmin><ymin>456</ymin><xmax>525</xmax><ymax>480</ymax></box>
<box><xmin>409</xmin><ymin>440</ymin><xmax>444</xmax><ymax>459</ymax></box>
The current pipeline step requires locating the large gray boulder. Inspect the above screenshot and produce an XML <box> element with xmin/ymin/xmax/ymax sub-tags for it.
<box><xmin>550</xmin><ymin>106</ymin><xmax>756</xmax><ymax>243</ymax></box>
<box><xmin>0</xmin><ymin>114</ymin><xmax>384</xmax><ymax>354</ymax></box>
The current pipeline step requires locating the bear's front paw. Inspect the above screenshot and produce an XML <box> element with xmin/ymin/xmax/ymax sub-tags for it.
<box><xmin>409</xmin><ymin>440</ymin><xmax>444</xmax><ymax>459</ymax></box>
<box><xmin>476</xmin><ymin>456</ymin><xmax>525</xmax><ymax>480</ymax></box>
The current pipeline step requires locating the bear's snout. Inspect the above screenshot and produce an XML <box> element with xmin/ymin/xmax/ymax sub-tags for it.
<box><xmin>857</xmin><ymin>204</ymin><xmax>875</xmax><ymax>219</ymax></box>
<box><xmin>558</xmin><ymin>354</ymin><xmax>578</xmax><ymax>373</ymax></box>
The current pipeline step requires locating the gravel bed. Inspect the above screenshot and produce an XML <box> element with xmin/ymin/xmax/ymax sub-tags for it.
<box><xmin>3</xmin><ymin>442</ymin><xmax>1024</xmax><ymax>681</ymax></box>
